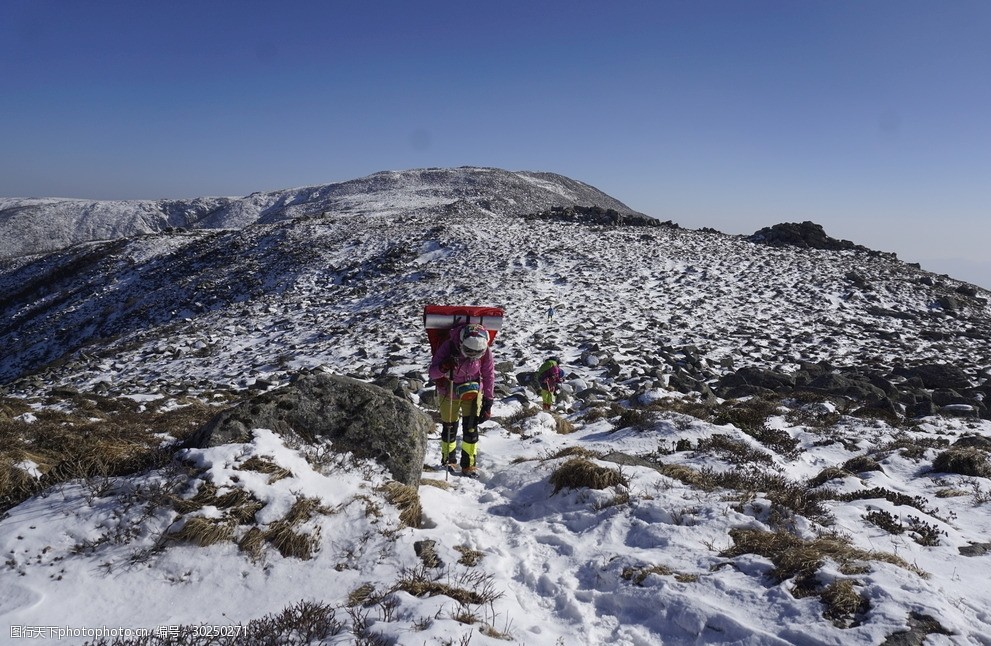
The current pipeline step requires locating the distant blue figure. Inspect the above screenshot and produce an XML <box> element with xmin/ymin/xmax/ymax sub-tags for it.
<box><xmin>546</xmin><ymin>304</ymin><xmax>555</xmax><ymax>321</ymax></box>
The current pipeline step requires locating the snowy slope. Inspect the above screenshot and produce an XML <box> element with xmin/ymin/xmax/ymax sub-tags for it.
<box><xmin>1</xmin><ymin>169</ymin><xmax>991</xmax><ymax>645</ymax></box>
<box><xmin>0</xmin><ymin>167</ymin><xmax>640</xmax><ymax>259</ymax></box>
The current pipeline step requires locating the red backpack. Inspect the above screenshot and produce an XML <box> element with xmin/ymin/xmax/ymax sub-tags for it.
<box><xmin>423</xmin><ymin>305</ymin><xmax>504</xmax><ymax>356</ymax></box>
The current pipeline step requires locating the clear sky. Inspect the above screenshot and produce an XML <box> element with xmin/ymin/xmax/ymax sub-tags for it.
<box><xmin>2</xmin><ymin>1</ymin><xmax>989</xmax><ymax>287</ymax></box>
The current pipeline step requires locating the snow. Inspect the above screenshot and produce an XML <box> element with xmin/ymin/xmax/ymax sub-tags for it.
<box><xmin>2</xmin><ymin>391</ymin><xmax>991</xmax><ymax>644</ymax></box>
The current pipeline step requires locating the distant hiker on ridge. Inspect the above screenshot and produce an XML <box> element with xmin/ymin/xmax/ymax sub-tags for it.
<box><xmin>428</xmin><ymin>323</ymin><xmax>495</xmax><ymax>477</ymax></box>
<box><xmin>537</xmin><ymin>356</ymin><xmax>564</xmax><ymax>411</ymax></box>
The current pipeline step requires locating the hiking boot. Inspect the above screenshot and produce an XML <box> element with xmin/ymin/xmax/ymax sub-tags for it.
<box><xmin>461</xmin><ymin>465</ymin><xmax>479</xmax><ymax>479</ymax></box>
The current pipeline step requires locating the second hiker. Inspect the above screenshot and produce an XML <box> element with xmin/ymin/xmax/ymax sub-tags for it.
<box><xmin>537</xmin><ymin>356</ymin><xmax>565</xmax><ymax>411</ymax></box>
<box><xmin>428</xmin><ymin>323</ymin><xmax>495</xmax><ymax>476</ymax></box>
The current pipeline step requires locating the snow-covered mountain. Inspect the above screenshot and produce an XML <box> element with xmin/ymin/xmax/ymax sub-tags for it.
<box><xmin>0</xmin><ymin>167</ymin><xmax>641</xmax><ymax>259</ymax></box>
<box><xmin>2</xmin><ymin>168</ymin><xmax>990</xmax><ymax>645</ymax></box>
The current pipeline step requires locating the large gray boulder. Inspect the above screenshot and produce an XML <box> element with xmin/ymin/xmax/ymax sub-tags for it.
<box><xmin>186</xmin><ymin>371</ymin><xmax>431</xmax><ymax>486</ymax></box>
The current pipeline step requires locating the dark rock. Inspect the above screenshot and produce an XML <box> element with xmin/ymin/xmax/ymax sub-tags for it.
<box><xmin>807</xmin><ymin>373</ymin><xmax>886</xmax><ymax>400</ymax></box>
<box><xmin>959</xmin><ymin>542</ymin><xmax>991</xmax><ymax>557</ymax></box>
<box><xmin>881</xmin><ymin>612</ymin><xmax>955</xmax><ymax>645</ymax></box>
<box><xmin>931</xmin><ymin>389</ymin><xmax>965</xmax><ymax>406</ymax></box>
<box><xmin>748</xmin><ymin>221</ymin><xmax>870</xmax><ymax>253</ymax></box>
<box><xmin>186</xmin><ymin>371</ymin><xmax>431</xmax><ymax>486</ymax></box>
<box><xmin>936</xmin><ymin>295</ymin><xmax>961</xmax><ymax>312</ymax></box>
<box><xmin>893</xmin><ymin>364</ymin><xmax>972</xmax><ymax>390</ymax></box>
<box><xmin>414</xmin><ymin>540</ymin><xmax>444</xmax><ymax>568</ymax></box>
<box><xmin>717</xmin><ymin>367</ymin><xmax>796</xmax><ymax>392</ymax></box>
<box><xmin>940</xmin><ymin>404</ymin><xmax>979</xmax><ymax>418</ymax></box>
<box><xmin>908</xmin><ymin>400</ymin><xmax>939</xmax><ymax>418</ymax></box>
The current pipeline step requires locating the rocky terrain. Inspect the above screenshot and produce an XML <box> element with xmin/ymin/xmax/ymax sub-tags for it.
<box><xmin>2</xmin><ymin>167</ymin><xmax>990</xmax><ymax>645</ymax></box>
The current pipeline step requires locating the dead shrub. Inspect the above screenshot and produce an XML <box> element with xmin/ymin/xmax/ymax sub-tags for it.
<box><xmin>742</xmin><ymin>424</ymin><xmax>801</xmax><ymax>456</ymax></box>
<box><xmin>644</xmin><ymin>397</ymin><xmax>715</xmax><ymax>421</ymax></box>
<box><xmin>615</xmin><ymin>407</ymin><xmax>653</xmax><ymax>430</ymax></box>
<box><xmin>84</xmin><ymin>599</ymin><xmax>345</xmax><ymax>646</ymax></box>
<box><xmin>695</xmin><ymin>434</ymin><xmax>774</xmax><ymax>466</ymax></box>
<box><xmin>876</xmin><ymin>435</ymin><xmax>949</xmax><ymax>462</ymax></box>
<box><xmin>504</xmin><ymin>406</ymin><xmax>540</xmax><ymax>435</ymax></box>
<box><xmin>549</xmin><ymin>457</ymin><xmax>627</xmax><ymax>494</ymax></box>
<box><xmin>808</xmin><ymin>467</ymin><xmax>851</xmax><ymax>488</ymax></box>
<box><xmin>932</xmin><ymin>447</ymin><xmax>991</xmax><ymax>478</ymax></box>
<box><xmin>713</xmin><ymin>397</ymin><xmax>781</xmax><ymax>431</ymax></box>
<box><xmin>835</xmin><ymin>487</ymin><xmax>934</xmax><ymax>514</ymax></box>
<box><xmin>657</xmin><ymin>464</ymin><xmax>718</xmax><ymax>491</ymax></box>
<box><xmin>392</xmin><ymin>566</ymin><xmax>502</xmax><ymax>606</ymax></box>
<box><xmin>842</xmin><ymin>455</ymin><xmax>883</xmax><ymax>474</ymax></box>
<box><xmin>579</xmin><ymin>407</ymin><xmax>612</xmax><ymax>423</ymax></box>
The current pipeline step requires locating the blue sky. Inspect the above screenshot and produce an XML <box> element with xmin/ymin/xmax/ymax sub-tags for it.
<box><xmin>2</xmin><ymin>1</ymin><xmax>989</xmax><ymax>287</ymax></box>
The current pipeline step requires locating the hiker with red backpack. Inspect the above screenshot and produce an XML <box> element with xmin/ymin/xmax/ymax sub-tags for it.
<box><xmin>537</xmin><ymin>356</ymin><xmax>565</xmax><ymax>411</ymax></box>
<box><xmin>428</xmin><ymin>322</ymin><xmax>495</xmax><ymax>477</ymax></box>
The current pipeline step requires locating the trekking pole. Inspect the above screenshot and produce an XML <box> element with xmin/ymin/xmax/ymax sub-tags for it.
<box><xmin>446</xmin><ymin>365</ymin><xmax>455</xmax><ymax>482</ymax></box>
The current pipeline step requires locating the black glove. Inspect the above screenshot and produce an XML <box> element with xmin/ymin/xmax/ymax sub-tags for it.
<box><xmin>480</xmin><ymin>397</ymin><xmax>493</xmax><ymax>421</ymax></box>
<box><xmin>439</xmin><ymin>357</ymin><xmax>456</xmax><ymax>373</ymax></box>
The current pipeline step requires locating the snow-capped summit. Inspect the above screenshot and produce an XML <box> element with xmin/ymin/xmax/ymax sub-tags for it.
<box><xmin>0</xmin><ymin>167</ymin><xmax>642</xmax><ymax>259</ymax></box>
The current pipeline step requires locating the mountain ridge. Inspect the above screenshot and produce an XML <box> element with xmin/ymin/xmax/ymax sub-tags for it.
<box><xmin>0</xmin><ymin>167</ymin><xmax>642</xmax><ymax>259</ymax></box>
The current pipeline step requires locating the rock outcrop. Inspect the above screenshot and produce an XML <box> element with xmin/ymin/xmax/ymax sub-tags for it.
<box><xmin>186</xmin><ymin>371</ymin><xmax>431</xmax><ymax>486</ymax></box>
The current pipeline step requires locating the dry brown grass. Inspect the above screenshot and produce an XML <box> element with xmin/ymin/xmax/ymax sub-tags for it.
<box><xmin>820</xmin><ymin>579</ymin><xmax>870</xmax><ymax>626</ymax></box>
<box><xmin>419</xmin><ymin>478</ymin><xmax>454</xmax><ymax>491</ymax></box>
<box><xmin>379</xmin><ymin>481</ymin><xmax>422</xmax><ymax>528</ymax></box>
<box><xmin>549</xmin><ymin>457</ymin><xmax>628</xmax><ymax>494</ymax></box>
<box><xmin>550</xmin><ymin>446</ymin><xmax>600</xmax><ymax>461</ymax></box>
<box><xmin>554</xmin><ymin>414</ymin><xmax>576</xmax><ymax>434</ymax></box>
<box><xmin>238</xmin><ymin>455</ymin><xmax>293</xmax><ymax>482</ymax></box>
<box><xmin>237</xmin><ymin>526</ymin><xmax>265</xmax><ymax>560</ymax></box>
<box><xmin>455</xmin><ymin>545</ymin><xmax>484</xmax><ymax>567</ymax></box>
<box><xmin>170</xmin><ymin>491</ymin><xmax>327</xmax><ymax>561</ymax></box>
<box><xmin>0</xmin><ymin>394</ymin><xmax>219</xmax><ymax>512</ymax></box>
<box><xmin>264</xmin><ymin>496</ymin><xmax>326</xmax><ymax>560</ymax></box>
<box><xmin>347</xmin><ymin>583</ymin><xmax>378</xmax><ymax>607</ymax></box>
<box><xmin>170</xmin><ymin>516</ymin><xmax>238</xmax><ymax>547</ymax></box>
<box><xmin>721</xmin><ymin>528</ymin><xmax>927</xmax><ymax>583</ymax></box>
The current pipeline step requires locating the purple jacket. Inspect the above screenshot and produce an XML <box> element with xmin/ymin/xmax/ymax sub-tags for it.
<box><xmin>429</xmin><ymin>328</ymin><xmax>495</xmax><ymax>399</ymax></box>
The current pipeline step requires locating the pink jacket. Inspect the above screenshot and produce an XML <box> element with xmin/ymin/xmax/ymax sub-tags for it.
<box><xmin>429</xmin><ymin>328</ymin><xmax>495</xmax><ymax>399</ymax></box>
